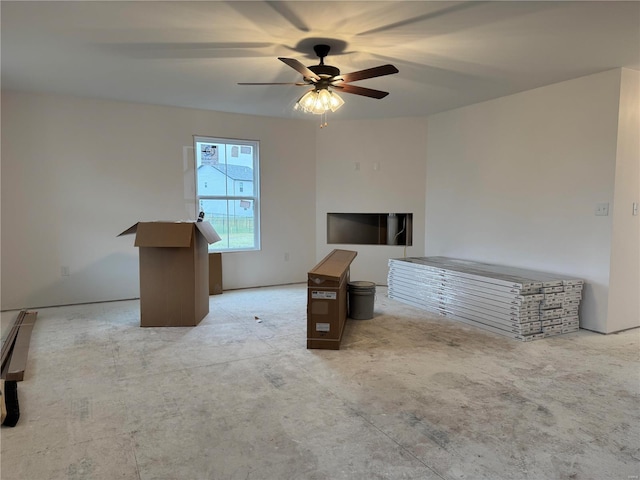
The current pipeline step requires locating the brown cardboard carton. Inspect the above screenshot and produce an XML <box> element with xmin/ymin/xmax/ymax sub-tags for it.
<box><xmin>307</xmin><ymin>280</ymin><xmax>348</xmax><ymax>345</ymax></box>
<box><xmin>119</xmin><ymin>221</ymin><xmax>221</xmax><ymax>327</ymax></box>
<box><xmin>307</xmin><ymin>249</ymin><xmax>357</xmax><ymax>349</ymax></box>
<box><xmin>308</xmin><ymin>249</ymin><xmax>357</xmax><ymax>287</ymax></box>
<box><xmin>209</xmin><ymin>253</ymin><xmax>223</xmax><ymax>295</ymax></box>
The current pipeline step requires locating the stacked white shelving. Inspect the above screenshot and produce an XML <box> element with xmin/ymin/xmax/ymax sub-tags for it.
<box><xmin>387</xmin><ymin>257</ymin><xmax>583</xmax><ymax>341</ymax></box>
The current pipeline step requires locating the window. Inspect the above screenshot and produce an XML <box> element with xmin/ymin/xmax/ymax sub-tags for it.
<box><xmin>194</xmin><ymin>136</ymin><xmax>260</xmax><ymax>252</ymax></box>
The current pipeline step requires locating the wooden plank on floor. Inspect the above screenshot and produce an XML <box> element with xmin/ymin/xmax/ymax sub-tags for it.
<box><xmin>6</xmin><ymin>312</ymin><xmax>37</xmax><ymax>382</ymax></box>
<box><xmin>1</xmin><ymin>310</ymin><xmax>26</xmax><ymax>377</ymax></box>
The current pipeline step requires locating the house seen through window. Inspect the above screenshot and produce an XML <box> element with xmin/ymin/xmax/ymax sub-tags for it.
<box><xmin>194</xmin><ymin>136</ymin><xmax>260</xmax><ymax>252</ymax></box>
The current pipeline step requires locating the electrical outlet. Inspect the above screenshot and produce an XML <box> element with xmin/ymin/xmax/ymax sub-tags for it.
<box><xmin>595</xmin><ymin>203</ymin><xmax>609</xmax><ymax>216</ymax></box>
<box><xmin>61</xmin><ymin>266</ymin><xmax>70</xmax><ymax>276</ymax></box>
<box><xmin>284</xmin><ymin>252</ymin><xmax>290</xmax><ymax>262</ymax></box>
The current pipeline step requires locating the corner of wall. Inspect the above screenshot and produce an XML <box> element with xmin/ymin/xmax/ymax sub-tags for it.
<box><xmin>606</xmin><ymin>68</ymin><xmax>640</xmax><ymax>332</ymax></box>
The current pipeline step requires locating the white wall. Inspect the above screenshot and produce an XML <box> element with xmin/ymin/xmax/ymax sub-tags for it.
<box><xmin>1</xmin><ymin>91</ymin><xmax>317</xmax><ymax>310</ymax></box>
<box><xmin>607</xmin><ymin>69</ymin><xmax>640</xmax><ymax>332</ymax></box>
<box><xmin>315</xmin><ymin>117</ymin><xmax>428</xmax><ymax>284</ymax></box>
<box><xmin>3</xmin><ymin>72</ymin><xmax>636</xmax><ymax>334</ymax></box>
<box><xmin>425</xmin><ymin>69</ymin><xmax>625</xmax><ymax>333</ymax></box>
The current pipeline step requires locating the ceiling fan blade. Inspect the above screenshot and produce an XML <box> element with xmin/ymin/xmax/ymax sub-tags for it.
<box><xmin>333</xmin><ymin>84</ymin><xmax>390</xmax><ymax>99</ymax></box>
<box><xmin>337</xmin><ymin>64</ymin><xmax>399</xmax><ymax>84</ymax></box>
<box><xmin>238</xmin><ymin>82</ymin><xmax>307</xmax><ymax>86</ymax></box>
<box><xmin>278</xmin><ymin>57</ymin><xmax>320</xmax><ymax>81</ymax></box>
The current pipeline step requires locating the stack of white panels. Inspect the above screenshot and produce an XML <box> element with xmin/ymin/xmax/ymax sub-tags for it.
<box><xmin>387</xmin><ymin>257</ymin><xmax>583</xmax><ymax>342</ymax></box>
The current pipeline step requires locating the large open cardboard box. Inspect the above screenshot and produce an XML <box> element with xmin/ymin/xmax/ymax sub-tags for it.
<box><xmin>119</xmin><ymin>221</ymin><xmax>220</xmax><ymax>327</ymax></box>
<box><xmin>307</xmin><ymin>249</ymin><xmax>357</xmax><ymax>350</ymax></box>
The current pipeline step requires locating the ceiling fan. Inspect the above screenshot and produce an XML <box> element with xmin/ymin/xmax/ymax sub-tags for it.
<box><xmin>238</xmin><ymin>44</ymin><xmax>399</xmax><ymax>115</ymax></box>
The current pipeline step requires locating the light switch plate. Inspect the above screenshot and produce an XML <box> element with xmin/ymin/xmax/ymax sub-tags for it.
<box><xmin>595</xmin><ymin>203</ymin><xmax>609</xmax><ymax>216</ymax></box>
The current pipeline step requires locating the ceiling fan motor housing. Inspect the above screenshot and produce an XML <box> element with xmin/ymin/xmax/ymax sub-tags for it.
<box><xmin>308</xmin><ymin>64</ymin><xmax>340</xmax><ymax>78</ymax></box>
<box><xmin>313</xmin><ymin>44</ymin><xmax>331</xmax><ymax>59</ymax></box>
<box><xmin>308</xmin><ymin>44</ymin><xmax>340</xmax><ymax>79</ymax></box>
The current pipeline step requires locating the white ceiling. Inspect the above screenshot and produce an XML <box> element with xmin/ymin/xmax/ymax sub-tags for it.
<box><xmin>2</xmin><ymin>1</ymin><xmax>639</xmax><ymax>120</ymax></box>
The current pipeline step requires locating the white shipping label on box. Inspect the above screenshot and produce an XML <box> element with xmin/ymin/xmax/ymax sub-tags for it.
<box><xmin>315</xmin><ymin>323</ymin><xmax>331</xmax><ymax>332</ymax></box>
<box><xmin>311</xmin><ymin>291</ymin><xmax>337</xmax><ymax>300</ymax></box>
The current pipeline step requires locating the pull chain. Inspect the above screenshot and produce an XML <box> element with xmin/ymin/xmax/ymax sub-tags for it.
<box><xmin>320</xmin><ymin>111</ymin><xmax>328</xmax><ymax>128</ymax></box>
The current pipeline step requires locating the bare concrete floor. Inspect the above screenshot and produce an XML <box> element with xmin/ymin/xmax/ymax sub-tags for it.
<box><xmin>1</xmin><ymin>284</ymin><xmax>638</xmax><ymax>480</ymax></box>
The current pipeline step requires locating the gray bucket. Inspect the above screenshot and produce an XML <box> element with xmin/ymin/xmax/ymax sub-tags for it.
<box><xmin>348</xmin><ymin>281</ymin><xmax>376</xmax><ymax>320</ymax></box>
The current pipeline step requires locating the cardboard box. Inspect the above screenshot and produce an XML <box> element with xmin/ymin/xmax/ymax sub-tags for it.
<box><xmin>209</xmin><ymin>253</ymin><xmax>223</xmax><ymax>295</ymax></box>
<box><xmin>308</xmin><ymin>249</ymin><xmax>358</xmax><ymax>288</ymax></box>
<box><xmin>307</xmin><ymin>284</ymin><xmax>348</xmax><ymax>341</ymax></box>
<box><xmin>119</xmin><ymin>221</ymin><xmax>220</xmax><ymax>327</ymax></box>
<box><xmin>307</xmin><ymin>249</ymin><xmax>357</xmax><ymax>350</ymax></box>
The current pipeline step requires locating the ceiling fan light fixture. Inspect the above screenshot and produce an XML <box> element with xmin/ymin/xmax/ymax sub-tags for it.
<box><xmin>317</xmin><ymin>88</ymin><xmax>332</xmax><ymax>109</ymax></box>
<box><xmin>295</xmin><ymin>88</ymin><xmax>344</xmax><ymax>115</ymax></box>
<box><xmin>328</xmin><ymin>91</ymin><xmax>344</xmax><ymax>112</ymax></box>
<box><xmin>296</xmin><ymin>90</ymin><xmax>318</xmax><ymax>111</ymax></box>
<box><xmin>311</xmin><ymin>99</ymin><xmax>326</xmax><ymax>115</ymax></box>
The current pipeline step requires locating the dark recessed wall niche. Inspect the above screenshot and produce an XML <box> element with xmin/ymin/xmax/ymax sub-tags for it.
<box><xmin>327</xmin><ymin>213</ymin><xmax>413</xmax><ymax>246</ymax></box>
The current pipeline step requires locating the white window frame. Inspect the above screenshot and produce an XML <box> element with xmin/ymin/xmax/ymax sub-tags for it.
<box><xmin>193</xmin><ymin>135</ymin><xmax>260</xmax><ymax>252</ymax></box>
